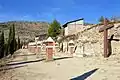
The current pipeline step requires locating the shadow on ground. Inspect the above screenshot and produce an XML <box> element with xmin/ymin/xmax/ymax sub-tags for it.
<box><xmin>70</xmin><ymin>68</ymin><xmax>99</xmax><ymax>80</ymax></box>
<box><xmin>6</xmin><ymin>57</ymin><xmax>72</xmax><ymax>67</ymax></box>
<box><xmin>7</xmin><ymin>59</ymin><xmax>45</xmax><ymax>66</ymax></box>
<box><xmin>15</xmin><ymin>54</ymin><xmax>36</xmax><ymax>57</ymax></box>
<box><xmin>0</xmin><ymin>65</ymin><xmax>26</xmax><ymax>71</ymax></box>
<box><xmin>54</xmin><ymin>57</ymin><xmax>72</xmax><ymax>61</ymax></box>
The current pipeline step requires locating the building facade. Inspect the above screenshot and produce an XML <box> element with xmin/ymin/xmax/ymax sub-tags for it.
<box><xmin>63</xmin><ymin>18</ymin><xmax>85</xmax><ymax>36</ymax></box>
<box><xmin>63</xmin><ymin>18</ymin><xmax>89</xmax><ymax>36</ymax></box>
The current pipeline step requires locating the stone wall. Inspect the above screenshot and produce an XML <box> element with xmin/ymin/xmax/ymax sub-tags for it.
<box><xmin>75</xmin><ymin>23</ymin><xmax>120</xmax><ymax>57</ymax></box>
<box><xmin>62</xmin><ymin>23</ymin><xmax>120</xmax><ymax>57</ymax></box>
<box><xmin>66</xmin><ymin>24</ymin><xmax>91</xmax><ymax>36</ymax></box>
<box><xmin>74</xmin><ymin>25</ymin><xmax>103</xmax><ymax>56</ymax></box>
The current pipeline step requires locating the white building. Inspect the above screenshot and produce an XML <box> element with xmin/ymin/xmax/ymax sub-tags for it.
<box><xmin>63</xmin><ymin>18</ymin><xmax>87</xmax><ymax>36</ymax></box>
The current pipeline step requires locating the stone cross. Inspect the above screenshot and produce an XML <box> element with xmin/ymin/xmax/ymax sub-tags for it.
<box><xmin>99</xmin><ymin>18</ymin><xmax>114</xmax><ymax>58</ymax></box>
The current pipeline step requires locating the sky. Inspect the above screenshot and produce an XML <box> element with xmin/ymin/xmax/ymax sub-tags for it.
<box><xmin>0</xmin><ymin>0</ymin><xmax>120</xmax><ymax>24</ymax></box>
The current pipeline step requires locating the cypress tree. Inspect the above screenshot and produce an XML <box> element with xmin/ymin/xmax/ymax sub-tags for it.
<box><xmin>8</xmin><ymin>26</ymin><xmax>12</xmax><ymax>55</ymax></box>
<box><xmin>4</xmin><ymin>39</ymin><xmax>9</xmax><ymax>56</ymax></box>
<box><xmin>8</xmin><ymin>24</ymin><xmax>17</xmax><ymax>55</ymax></box>
<box><xmin>0</xmin><ymin>31</ymin><xmax>4</xmax><ymax>58</ymax></box>
<box><xmin>12</xmin><ymin>24</ymin><xmax>17</xmax><ymax>51</ymax></box>
<box><xmin>17</xmin><ymin>36</ymin><xmax>21</xmax><ymax>49</ymax></box>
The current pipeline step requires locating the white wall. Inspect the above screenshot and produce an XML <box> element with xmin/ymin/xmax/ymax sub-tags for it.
<box><xmin>65</xmin><ymin>27</ymin><xmax>68</xmax><ymax>36</ymax></box>
<box><xmin>64</xmin><ymin>19</ymin><xmax>85</xmax><ymax>36</ymax></box>
<box><xmin>76</xmin><ymin>20</ymin><xmax>84</xmax><ymax>25</ymax></box>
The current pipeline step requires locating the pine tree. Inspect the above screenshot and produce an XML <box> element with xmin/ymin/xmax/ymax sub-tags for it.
<box><xmin>0</xmin><ymin>31</ymin><xmax>4</xmax><ymax>58</ymax></box>
<box><xmin>48</xmin><ymin>20</ymin><xmax>61</xmax><ymax>38</ymax></box>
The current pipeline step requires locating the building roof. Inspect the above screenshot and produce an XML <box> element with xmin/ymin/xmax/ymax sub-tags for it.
<box><xmin>63</xmin><ymin>18</ymin><xmax>84</xmax><ymax>28</ymax></box>
<box><xmin>68</xmin><ymin>40</ymin><xmax>74</xmax><ymax>44</ymax></box>
<box><xmin>28</xmin><ymin>42</ymin><xmax>36</xmax><ymax>46</ymax></box>
<box><xmin>46</xmin><ymin>37</ymin><xmax>54</xmax><ymax>42</ymax></box>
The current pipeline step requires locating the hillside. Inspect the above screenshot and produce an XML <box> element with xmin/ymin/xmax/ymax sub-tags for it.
<box><xmin>0</xmin><ymin>21</ymin><xmax>49</xmax><ymax>42</ymax></box>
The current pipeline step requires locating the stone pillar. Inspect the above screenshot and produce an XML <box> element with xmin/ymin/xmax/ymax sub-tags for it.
<box><xmin>45</xmin><ymin>37</ymin><xmax>54</xmax><ymax>61</ymax></box>
<box><xmin>54</xmin><ymin>42</ymin><xmax>59</xmax><ymax>54</ymax></box>
<box><xmin>74</xmin><ymin>44</ymin><xmax>84</xmax><ymax>57</ymax></box>
<box><xmin>38</xmin><ymin>46</ymin><xmax>41</xmax><ymax>53</ymax></box>
<box><xmin>41</xmin><ymin>44</ymin><xmax>46</xmax><ymax>53</ymax></box>
<box><xmin>63</xmin><ymin>42</ymin><xmax>67</xmax><ymax>53</ymax></box>
<box><xmin>28</xmin><ymin>42</ymin><xmax>36</xmax><ymax>53</ymax></box>
<box><xmin>32</xmin><ymin>46</ymin><xmax>36</xmax><ymax>53</ymax></box>
<box><xmin>36</xmin><ymin>41</ymin><xmax>42</xmax><ymax>54</ymax></box>
<box><xmin>28</xmin><ymin>45</ymin><xmax>30</xmax><ymax>51</ymax></box>
<box><xmin>68</xmin><ymin>40</ymin><xmax>75</xmax><ymax>55</ymax></box>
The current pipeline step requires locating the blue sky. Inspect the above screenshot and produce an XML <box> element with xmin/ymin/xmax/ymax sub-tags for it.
<box><xmin>0</xmin><ymin>0</ymin><xmax>120</xmax><ymax>24</ymax></box>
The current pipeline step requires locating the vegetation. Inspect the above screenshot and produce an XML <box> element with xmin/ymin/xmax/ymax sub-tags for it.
<box><xmin>0</xmin><ymin>21</ymin><xmax>49</xmax><ymax>42</ymax></box>
<box><xmin>8</xmin><ymin>24</ymin><xmax>17</xmax><ymax>55</ymax></box>
<box><xmin>17</xmin><ymin>36</ymin><xmax>21</xmax><ymax>50</ymax></box>
<box><xmin>0</xmin><ymin>24</ymin><xmax>22</xmax><ymax>59</ymax></box>
<box><xmin>48</xmin><ymin>20</ymin><xmax>61</xmax><ymax>38</ymax></box>
<box><xmin>99</xmin><ymin>16</ymin><xmax>104</xmax><ymax>23</ymax></box>
<box><xmin>0</xmin><ymin>31</ymin><xmax>4</xmax><ymax>58</ymax></box>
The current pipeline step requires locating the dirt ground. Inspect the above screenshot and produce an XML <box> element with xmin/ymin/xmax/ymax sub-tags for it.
<box><xmin>5</xmin><ymin>49</ymin><xmax>120</xmax><ymax>80</ymax></box>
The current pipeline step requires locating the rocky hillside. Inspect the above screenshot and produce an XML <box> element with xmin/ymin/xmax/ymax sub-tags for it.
<box><xmin>0</xmin><ymin>21</ymin><xmax>49</xmax><ymax>42</ymax></box>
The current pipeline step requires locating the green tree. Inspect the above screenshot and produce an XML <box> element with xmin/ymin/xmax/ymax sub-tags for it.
<box><xmin>17</xmin><ymin>36</ymin><xmax>21</xmax><ymax>49</ymax></box>
<box><xmin>4</xmin><ymin>39</ymin><xmax>9</xmax><ymax>56</ymax></box>
<box><xmin>0</xmin><ymin>31</ymin><xmax>4</xmax><ymax>58</ymax></box>
<box><xmin>99</xmin><ymin>16</ymin><xmax>104</xmax><ymax>23</ymax></box>
<box><xmin>7</xmin><ymin>25</ymin><xmax>12</xmax><ymax>55</ymax></box>
<box><xmin>48</xmin><ymin>20</ymin><xmax>61</xmax><ymax>38</ymax></box>
<box><xmin>12</xmin><ymin>24</ymin><xmax>17</xmax><ymax>51</ymax></box>
<box><xmin>8</xmin><ymin>24</ymin><xmax>17</xmax><ymax>55</ymax></box>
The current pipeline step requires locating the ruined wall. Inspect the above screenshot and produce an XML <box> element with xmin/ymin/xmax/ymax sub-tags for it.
<box><xmin>108</xmin><ymin>23</ymin><xmax>120</xmax><ymax>55</ymax></box>
<box><xmin>66</xmin><ymin>24</ymin><xmax>91</xmax><ymax>36</ymax></box>
<box><xmin>62</xmin><ymin>23</ymin><xmax>120</xmax><ymax>57</ymax></box>
<box><xmin>75</xmin><ymin>25</ymin><xmax>103</xmax><ymax>56</ymax></box>
<box><xmin>75</xmin><ymin>23</ymin><xmax>120</xmax><ymax>57</ymax></box>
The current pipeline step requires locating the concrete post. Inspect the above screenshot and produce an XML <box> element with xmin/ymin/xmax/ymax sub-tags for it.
<box><xmin>45</xmin><ymin>37</ymin><xmax>54</xmax><ymax>61</ymax></box>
